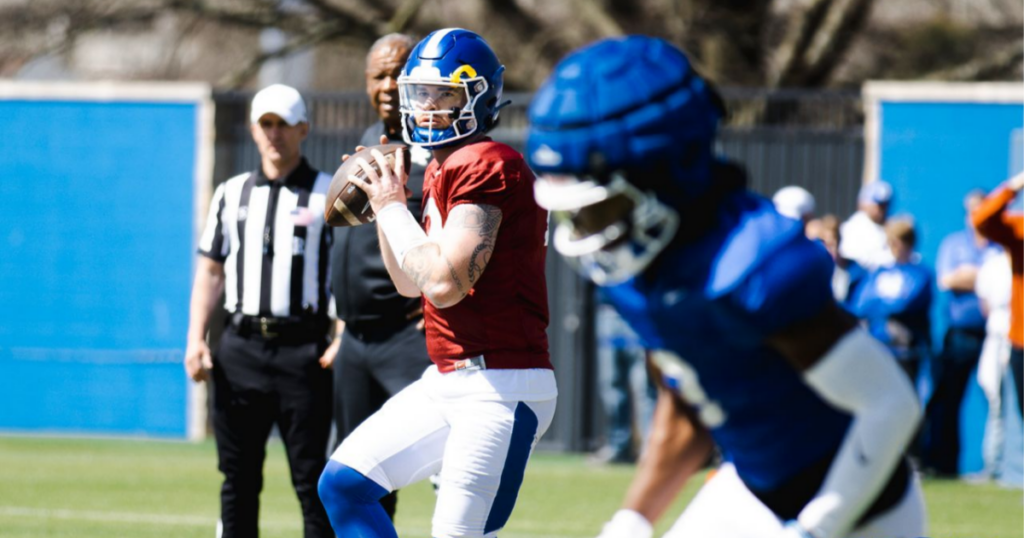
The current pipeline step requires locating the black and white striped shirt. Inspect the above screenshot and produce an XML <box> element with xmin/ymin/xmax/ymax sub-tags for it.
<box><xmin>198</xmin><ymin>159</ymin><xmax>333</xmax><ymax>318</ymax></box>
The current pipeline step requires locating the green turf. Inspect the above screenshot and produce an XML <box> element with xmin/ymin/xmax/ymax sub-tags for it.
<box><xmin>0</xmin><ymin>436</ymin><xmax>1019</xmax><ymax>537</ymax></box>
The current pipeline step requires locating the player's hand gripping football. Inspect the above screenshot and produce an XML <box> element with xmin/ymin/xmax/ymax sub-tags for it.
<box><xmin>345</xmin><ymin>135</ymin><xmax>410</xmax><ymax>214</ymax></box>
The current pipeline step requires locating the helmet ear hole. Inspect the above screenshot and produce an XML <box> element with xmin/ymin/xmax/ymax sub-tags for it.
<box><xmin>482</xmin><ymin>97</ymin><xmax>499</xmax><ymax>129</ymax></box>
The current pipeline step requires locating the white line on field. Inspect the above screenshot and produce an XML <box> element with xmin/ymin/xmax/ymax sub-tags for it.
<box><xmin>0</xmin><ymin>506</ymin><xmax>577</xmax><ymax>537</ymax></box>
<box><xmin>0</xmin><ymin>506</ymin><xmax>213</xmax><ymax>527</ymax></box>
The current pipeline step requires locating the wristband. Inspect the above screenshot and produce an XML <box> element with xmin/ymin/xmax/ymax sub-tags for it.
<box><xmin>376</xmin><ymin>202</ymin><xmax>429</xmax><ymax>268</ymax></box>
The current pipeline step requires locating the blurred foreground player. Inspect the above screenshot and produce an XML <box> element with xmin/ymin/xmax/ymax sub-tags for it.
<box><xmin>318</xmin><ymin>28</ymin><xmax>556</xmax><ymax>538</ymax></box>
<box><xmin>526</xmin><ymin>36</ymin><xmax>925</xmax><ymax>538</ymax></box>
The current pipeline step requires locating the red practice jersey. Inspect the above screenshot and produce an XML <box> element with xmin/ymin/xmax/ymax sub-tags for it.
<box><xmin>420</xmin><ymin>138</ymin><xmax>553</xmax><ymax>373</ymax></box>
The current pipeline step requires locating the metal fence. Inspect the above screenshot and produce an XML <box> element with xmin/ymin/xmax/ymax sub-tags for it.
<box><xmin>211</xmin><ymin>88</ymin><xmax>866</xmax><ymax>452</ymax></box>
<box><xmin>215</xmin><ymin>88</ymin><xmax>864</xmax><ymax>217</ymax></box>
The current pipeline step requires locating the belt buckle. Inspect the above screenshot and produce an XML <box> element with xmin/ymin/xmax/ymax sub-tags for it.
<box><xmin>453</xmin><ymin>356</ymin><xmax>486</xmax><ymax>371</ymax></box>
<box><xmin>259</xmin><ymin>317</ymin><xmax>278</xmax><ymax>338</ymax></box>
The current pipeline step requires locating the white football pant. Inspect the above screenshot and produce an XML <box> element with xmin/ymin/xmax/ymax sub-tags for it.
<box><xmin>330</xmin><ymin>367</ymin><xmax>557</xmax><ymax>538</ymax></box>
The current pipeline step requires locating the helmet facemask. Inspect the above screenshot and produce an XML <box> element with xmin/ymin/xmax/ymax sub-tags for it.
<box><xmin>534</xmin><ymin>173</ymin><xmax>680</xmax><ymax>285</ymax></box>
<box><xmin>399</xmin><ymin>70</ymin><xmax>490</xmax><ymax>148</ymax></box>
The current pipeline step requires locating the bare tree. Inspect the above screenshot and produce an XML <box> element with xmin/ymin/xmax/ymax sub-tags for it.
<box><xmin>0</xmin><ymin>0</ymin><xmax>1018</xmax><ymax>89</ymax></box>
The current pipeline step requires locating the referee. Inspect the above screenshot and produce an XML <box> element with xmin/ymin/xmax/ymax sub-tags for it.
<box><xmin>185</xmin><ymin>84</ymin><xmax>334</xmax><ymax>538</ymax></box>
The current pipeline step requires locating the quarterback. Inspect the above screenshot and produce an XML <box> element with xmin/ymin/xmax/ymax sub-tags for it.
<box><xmin>526</xmin><ymin>36</ymin><xmax>926</xmax><ymax>538</ymax></box>
<box><xmin>317</xmin><ymin>28</ymin><xmax>556</xmax><ymax>538</ymax></box>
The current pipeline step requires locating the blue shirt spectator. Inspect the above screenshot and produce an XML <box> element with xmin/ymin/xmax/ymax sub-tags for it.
<box><xmin>852</xmin><ymin>262</ymin><xmax>933</xmax><ymax>361</ymax></box>
<box><xmin>849</xmin><ymin>216</ymin><xmax>932</xmax><ymax>382</ymax></box>
<box><xmin>936</xmin><ymin>191</ymin><xmax>1000</xmax><ymax>330</ymax></box>
<box><xmin>921</xmin><ymin>190</ymin><xmax>1001</xmax><ymax>476</ymax></box>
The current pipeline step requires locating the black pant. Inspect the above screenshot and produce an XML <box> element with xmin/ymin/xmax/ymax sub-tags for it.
<box><xmin>921</xmin><ymin>327</ymin><xmax>985</xmax><ymax>476</ymax></box>
<box><xmin>213</xmin><ymin>328</ymin><xmax>333</xmax><ymax>538</ymax></box>
<box><xmin>333</xmin><ymin>318</ymin><xmax>430</xmax><ymax>518</ymax></box>
<box><xmin>1011</xmin><ymin>346</ymin><xmax>1023</xmax><ymax>416</ymax></box>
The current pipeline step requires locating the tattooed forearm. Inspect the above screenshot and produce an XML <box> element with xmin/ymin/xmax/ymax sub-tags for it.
<box><xmin>445</xmin><ymin>255</ymin><xmax>465</xmax><ymax>294</ymax></box>
<box><xmin>403</xmin><ymin>247</ymin><xmax>434</xmax><ymax>292</ymax></box>
<box><xmin>401</xmin><ymin>243</ymin><xmax>466</xmax><ymax>308</ymax></box>
<box><xmin>467</xmin><ymin>239</ymin><xmax>492</xmax><ymax>284</ymax></box>
<box><xmin>402</xmin><ymin>204</ymin><xmax>501</xmax><ymax>308</ymax></box>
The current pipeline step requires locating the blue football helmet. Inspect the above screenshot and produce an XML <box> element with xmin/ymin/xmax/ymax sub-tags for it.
<box><xmin>399</xmin><ymin>28</ymin><xmax>506</xmax><ymax>148</ymax></box>
<box><xmin>526</xmin><ymin>36</ymin><xmax>724</xmax><ymax>285</ymax></box>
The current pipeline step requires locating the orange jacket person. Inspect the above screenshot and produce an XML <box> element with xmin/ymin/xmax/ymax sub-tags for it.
<box><xmin>972</xmin><ymin>172</ymin><xmax>1024</xmax><ymax>415</ymax></box>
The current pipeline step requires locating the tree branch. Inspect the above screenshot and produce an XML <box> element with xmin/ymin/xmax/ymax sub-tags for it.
<box><xmin>923</xmin><ymin>41</ymin><xmax>1024</xmax><ymax>81</ymax></box>
<box><xmin>800</xmin><ymin>0</ymin><xmax>874</xmax><ymax>86</ymax></box>
<box><xmin>383</xmin><ymin>0</ymin><xmax>424</xmax><ymax>35</ymax></box>
<box><xmin>217</xmin><ymin>21</ymin><xmax>347</xmax><ymax>88</ymax></box>
<box><xmin>570</xmin><ymin>0</ymin><xmax>624</xmax><ymax>38</ymax></box>
<box><xmin>767</xmin><ymin>0</ymin><xmax>831</xmax><ymax>87</ymax></box>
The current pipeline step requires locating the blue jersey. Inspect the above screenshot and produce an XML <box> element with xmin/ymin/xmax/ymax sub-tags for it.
<box><xmin>849</xmin><ymin>262</ymin><xmax>932</xmax><ymax>361</ymax></box>
<box><xmin>603</xmin><ymin>191</ymin><xmax>851</xmax><ymax>491</ymax></box>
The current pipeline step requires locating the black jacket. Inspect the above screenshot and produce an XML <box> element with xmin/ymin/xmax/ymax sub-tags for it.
<box><xmin>330</xmin><ymin>123</ymin><xmax>426</xmax><ymax>325</ymax></box>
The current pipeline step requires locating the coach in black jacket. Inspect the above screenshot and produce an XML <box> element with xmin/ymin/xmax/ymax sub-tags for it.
<box><xmin>321</xmin><ymin>33</ymin><xmax>432</xmax><ymax>520</ymax></box>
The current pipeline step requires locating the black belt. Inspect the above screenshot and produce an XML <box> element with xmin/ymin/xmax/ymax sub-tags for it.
<box><xmin>228</xmin><ymin>313</ymin><xmax>327</xmax><ymax>341</ymax></box>
<box><xmin>344</xmin><ymin>315</ymin><xmax>419</xmax><ymax>342</ymax></box>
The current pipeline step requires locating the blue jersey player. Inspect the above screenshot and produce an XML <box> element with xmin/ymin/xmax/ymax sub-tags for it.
<box><xmin>526</xmin><ymin>37</ymin><xmax>926</xmax><ymax>538</ymax></box>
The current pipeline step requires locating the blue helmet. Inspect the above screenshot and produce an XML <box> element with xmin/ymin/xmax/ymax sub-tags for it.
<box><xmin>399</xmin><ymin>28</ymin><xmax>506</xmax><ymax>148</ymax></box>
<box><xmin>526</xmin><ymin>36</ymin><xmax>724</xmax><ymax>285</ymax></box>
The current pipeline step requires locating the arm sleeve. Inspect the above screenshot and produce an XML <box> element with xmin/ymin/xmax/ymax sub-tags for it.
<box><xmin>197</xmin><ymin>182</ymin><xmax>229</xmax><ymax>261</ymax></box>
<box><xmin>972</xmin><ymin>186</ymin><xmax>1019</xmax><ymax>247</ymax></box>
<box><xmin>797</xmin><ymin>328</ymin><xmax>921</xmax><ymax>538</ymax></box>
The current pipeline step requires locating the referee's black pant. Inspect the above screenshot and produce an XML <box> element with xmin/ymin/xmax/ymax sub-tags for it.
<box><xmin>213</xmin><ymin>327</ymin><xmax>333</xmax><ymax>538</ymax></box>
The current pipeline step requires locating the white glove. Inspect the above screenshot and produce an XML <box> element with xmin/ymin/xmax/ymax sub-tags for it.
<box><xmin>775</xmin><ymin>521</ymin><xmax>818</xmax><ymax>538</ymax></box>
<box><xmin>596</xmin><ymin>509</ymin><xmax>653</xmax><ymax>538</ymax></box>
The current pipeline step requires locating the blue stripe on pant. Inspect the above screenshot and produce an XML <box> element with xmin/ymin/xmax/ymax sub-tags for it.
<box><xmin>484</xmin><ymin>402</ymin><xmax>539</xmax><ymax>534</ymax></box>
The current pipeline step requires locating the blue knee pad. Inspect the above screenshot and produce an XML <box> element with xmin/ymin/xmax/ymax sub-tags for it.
<box><xmin>318</xmin><ymin>460</ymin><xmax>397</xmax><ymax>538</ymax></box>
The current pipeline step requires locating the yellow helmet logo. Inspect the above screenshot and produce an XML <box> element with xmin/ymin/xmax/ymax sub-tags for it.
<box><xmin>451</xmin><ymin>65</ymin><xmax>478</xmax><ymax>83</ymax></box>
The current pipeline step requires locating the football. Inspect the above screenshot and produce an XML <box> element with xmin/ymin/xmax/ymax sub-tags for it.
<box><xmin>324</xmin><ymin>143</ymin><xmax>410</xmax><ymax>227</ymax></box>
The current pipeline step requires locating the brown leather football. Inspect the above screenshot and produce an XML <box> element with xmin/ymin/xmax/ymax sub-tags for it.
<box><xmin>324</xmin><ymin>143</ymin><xmax>411</xmax><ymax>227</ymax></box>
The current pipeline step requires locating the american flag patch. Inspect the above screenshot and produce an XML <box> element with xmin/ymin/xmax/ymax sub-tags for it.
<box><xmin>291</xmin><ymin>207</ymin><xmax>314</xmax><ymax>226</ymax></box>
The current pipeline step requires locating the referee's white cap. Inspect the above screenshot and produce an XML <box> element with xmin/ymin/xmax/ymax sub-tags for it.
<box><xmin>250</xmin><ymin>84</ymin><xmax>308</xmax><ymax>126</ymax></box>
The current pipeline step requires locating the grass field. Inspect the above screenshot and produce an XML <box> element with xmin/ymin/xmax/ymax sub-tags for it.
<box><xmin>0</xmin><ymin>436</ymin><xmax>1020</xmax><ymax>538</ymax></box>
